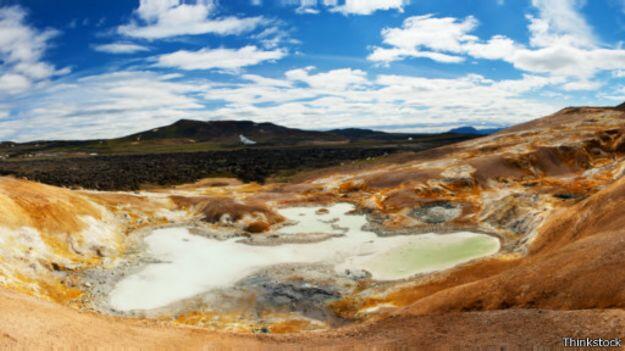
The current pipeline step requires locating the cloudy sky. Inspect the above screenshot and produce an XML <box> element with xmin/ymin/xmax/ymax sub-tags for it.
<box><xmin>0</xmin><ymin>0</ymin><xmax>624</xmax><ymax>141</ymax></box>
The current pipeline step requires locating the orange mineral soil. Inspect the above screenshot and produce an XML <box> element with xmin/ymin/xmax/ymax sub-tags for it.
<box><xmin>3</xmin><ymin>106</ymin><xmax>625</xmax><ymax>349</ymax></box>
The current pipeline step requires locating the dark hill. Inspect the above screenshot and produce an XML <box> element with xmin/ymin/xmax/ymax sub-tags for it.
<box><xmin>0</xmin><ymin>119</ymin><xmax>480</xmax><ymax>159</ymax></box>
<box><xmin>121</xmin><ymin>119</ymin><xmax>347</xmax><ymax>146</ymax></box>
<box><xmin>329</xmin><ymin>128</ymin><xmax>430</xmax><ymax>141</ymax></box>
<box><xmin>448</xmin><ymin>126</ymin><xmax>502</xmax><ymax>135</ymax></box>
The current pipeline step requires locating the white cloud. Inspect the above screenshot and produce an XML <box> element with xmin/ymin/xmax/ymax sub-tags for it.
<box><xmin>529</xmin><ymin>0</ymin><xmax>595</xmax><ymax>48</ymax></box>
<box><xmin>281</xmin><ymin>0</ymin><xmax>408</xmax><ymax>15</ymax></box>
<box><xmin>240</xmin><ymin>74</ymin><xmax>293</xmax><ymax>88</ymax></box>
<box><xmin>285</xmin><ymin>67</ymin><xmax>370</xmax><ymax>90</ymax></box>
<box><xmin>597</xmin><ymin>84</ymin><xmax>625</xmax><ymax>102</ymax></box>
<box><xmin>461</xmin><ymin>36</ymin><xmax>515</xmax><ymax>60</ymax></box>
<box><xmin>202</xmin><ymin>70</ymin><xmax>560</xmax><ymax>132</ymax></box>
<box><xmin>369</xmin><ymin>48</ymin><xmax>465</xmax><ymax>63</ymax></box>
<box><xmin>0</xmin><ymin>67</ymin><xmax>563</xmax><ymax>141</ymax></box>
<box><xmin>505</xmin><ymin>45</ymin><xmax>625</xmax><ymax>80</ymax></box>
<box><xmin>368</xmin><ymin>15</ymin><xmax>478</xmax><ymax>63</ymax></box>
<box><xmin>93</xmin><ymin>42</ymin><xmax>150</xmax><ymax>54</ymax></box>
<box><xmin>210</xmin><ymin>70</ymin><xmax>561</xmax><ymax>131</ymax></box>
<box><xmin>561</xmin><ymin>79</ymin><xmax>601</xmax><ymax>91</ymax></box>
<box><xmin>156</xmin><ymin>46</ymin><xmax>286</xmax><ymax>71</ymax></box>
<box><xmin>0</xmin><ymin>73</ymin><xmax>31</xmax><ymax>92</ymax></box>
<box><xmin>296</xmin><ymin>6</ymin><xmax>320</xmax><ymax>14</ymax></box>
<box><xmin>369</xmin><ymin>4</ymin><xmax>625</xmax><ymax>91</ymax></box>
<box><xmin>252</xmin><ymin>25</ymin><xmax>300</xmax><ymax>49</ymax></box>
<box><xmin>118</xmin><ymin>0</ymin><xmax>265</xmax><ymax>40</ymax></box>
<box><xmin>0</xmin><ymin>71</ymin><xmax>208</xmax><ymax>141</ymax></box>
<box><xmin>331</xmin><ymin>0</ymin><xmax>407</xmax><ymax>15</ymax></box>
<box><xmin>0</xmin><ymin>6</ymin><xmax>67</xmax><ymax>95</ymax></box>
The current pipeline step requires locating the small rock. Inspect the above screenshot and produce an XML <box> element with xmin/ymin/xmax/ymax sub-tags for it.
<box><xmin>316</xmin><ymin>208</ymin><xmax>329</xmax><ymax>215</ymax></box>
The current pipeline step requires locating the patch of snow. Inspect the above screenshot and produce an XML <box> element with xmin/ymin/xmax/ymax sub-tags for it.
<box><xmin>239</xmin><ymin>134</ymin><xmax>256</xmax><ymax>145</ymax></box>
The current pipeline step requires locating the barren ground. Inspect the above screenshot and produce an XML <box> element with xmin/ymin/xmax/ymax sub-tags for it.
<box><xmin>2</xmin><ymin>106</ymin><xmax>625</xmax><ymax>349</ymax></box>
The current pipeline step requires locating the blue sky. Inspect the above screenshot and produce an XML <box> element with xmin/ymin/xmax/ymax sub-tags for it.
<box><xmin>1</xmin><ymin>0</ymin><xmax>625</xmax><ymax>141</ymax></box>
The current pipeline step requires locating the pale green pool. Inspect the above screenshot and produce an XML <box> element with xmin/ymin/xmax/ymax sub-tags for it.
<box><xmin>338</xmin><ymin>235</ymin><xmax>500</xmax><ymax>281</ymax></box>
<box><xmin>109</xmin><ymin>203</ymin><xmax>500</xmax><ymax>311</ymax></box>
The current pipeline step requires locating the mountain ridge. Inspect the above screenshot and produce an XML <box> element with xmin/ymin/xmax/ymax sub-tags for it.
<box><xmin>447</xmin><ymin>126</ymin><xmax>502</xmax><ymax>135</ymax></box>
<box><xmin>0</xmin><ymin>119</ymin><xmax>480</xmax><ymax>159</ymax></box>
<box><xmin>121</xmin><ymin>119</ymin><xmax>346</xmax><ymax>146</ymax></box>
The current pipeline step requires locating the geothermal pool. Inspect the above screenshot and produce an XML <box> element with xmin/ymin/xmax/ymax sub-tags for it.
<box><xmin>108</xmin><ymin>203</ymin><xmax>500</xmax><ymax>312</ymax></box>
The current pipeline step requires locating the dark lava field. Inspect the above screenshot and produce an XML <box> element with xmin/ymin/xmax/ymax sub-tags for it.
<box><xmin>0</xmin><ymin>146</ymin><xmax>402</xmax><ymax>190</ymax></box>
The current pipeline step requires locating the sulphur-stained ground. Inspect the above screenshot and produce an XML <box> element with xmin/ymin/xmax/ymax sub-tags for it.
<box><xmin>2</xmin><ymin>106</ymin><xmax>625</xmax><ymax>348</ymax></box>
<box><xmin>1</xmin><ymin>286</ymin><xmax>624</xmax><ymax>350</ymax></box>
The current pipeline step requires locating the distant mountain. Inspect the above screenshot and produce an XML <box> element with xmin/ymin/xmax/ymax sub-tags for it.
<box><xmin>122</xmin><ymin>120</ymin><xmax>469</xmax><ymax>146</ymax></box>
<box><xmin>121</xmin><ymin>119</ymin><xmax>346</xmax><ymax>146</ymax></box>
<box><xmin>330</xmin><ymin>128</ymin><xmax>420</xmax><ymax>141</ymax></box>
<box><xmin>330</xmin><ymin>128</ymin><xmax>392</xmax><ymax>139</ymax></box>
<box><xmin>447</xmin><ymin>126</ymin><xmax>502</xmax><ymax>135</ymax></box>
<box><xmin>0</xmin><ymin>119</ymin><xmax>479</xmax><ymax>159</ymax></box>
<box><xmin>328</xmin><ymin>128</ymin><xmax>449</xmax><ymax>142</ymax></box>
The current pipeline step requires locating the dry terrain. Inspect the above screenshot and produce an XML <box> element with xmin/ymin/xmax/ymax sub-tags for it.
<box><xmin>2</xmin><ymin>106</ymin><xmax>625</xmax><ymax>349</ymax></box>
